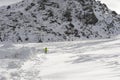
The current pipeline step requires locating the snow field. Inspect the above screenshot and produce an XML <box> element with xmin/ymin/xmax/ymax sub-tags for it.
<box><xmin>0</xmin><ymin>38</ymin><xmax>120</xmax><ymax>80</ymax></box>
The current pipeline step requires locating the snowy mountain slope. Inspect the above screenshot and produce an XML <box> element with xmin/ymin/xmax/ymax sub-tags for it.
<box><xmin>0</xmin><ymin>0</ymin><xmax>120</xmax><ymax>42</ymax></box>
<box><xmin>0</xmin><ymin>0</ymin><xmax>22</xmax><ymax>7</ymax></box>
<box><xmin>0</xmin><ymin>37</ymin><xmax>120</xmax><ymax>80</ymax></box>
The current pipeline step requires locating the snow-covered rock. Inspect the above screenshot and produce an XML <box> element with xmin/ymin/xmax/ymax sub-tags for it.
<box><xmin>0</xmin><ymin>0</ymin><xmax>120</xmax><ymax>42</ymax></box>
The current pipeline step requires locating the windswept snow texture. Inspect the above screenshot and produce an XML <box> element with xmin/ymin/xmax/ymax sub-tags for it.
<box><xmin>0</xmin><ymin>0</ymin><xmax>120</xmax><ymax>42</ymax></box>
<box><xmin>1</xmin><ymin>37</ymin><xmax>120</xmax><ymax>80</ymax></box>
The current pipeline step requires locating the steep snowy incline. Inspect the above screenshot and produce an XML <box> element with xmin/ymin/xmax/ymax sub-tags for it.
<box><xmin>0</xmin><ymin>0</ymin><xmax>120</xmax><ymax>42</ymax></box>
<box><xmin>1</xmin><ymin>37</ymin><xmax>120</xmax><ymax>80</ymax></box>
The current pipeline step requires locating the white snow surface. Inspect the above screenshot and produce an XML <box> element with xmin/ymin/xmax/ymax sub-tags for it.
<box><xmin>1</xmin><ymin>37</ymin><xmax>120</xmax><ymax>80</ymax></box>
<box><xmin>0</xmin><ymin>0</ymin><xmax>22</xmax><ymax>7</ymax></box>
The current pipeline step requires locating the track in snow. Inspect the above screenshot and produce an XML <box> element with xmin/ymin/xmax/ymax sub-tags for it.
<box><xmin>0</xmin><ymin>38</ymin><xmax>120</xmax><ymax>80</ymax></box>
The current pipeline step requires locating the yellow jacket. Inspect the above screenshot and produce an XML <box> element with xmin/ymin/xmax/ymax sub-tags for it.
<box><xmin>44</xmin><ymin>47</ymin><xmax>48</xmax><ymax>53</ymax></box>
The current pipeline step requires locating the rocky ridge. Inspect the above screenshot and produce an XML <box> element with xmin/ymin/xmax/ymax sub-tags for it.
<box><xmin>0</xmin><ymin>0</ymin><xmax>120</xmax><ymax>42</ymax></box>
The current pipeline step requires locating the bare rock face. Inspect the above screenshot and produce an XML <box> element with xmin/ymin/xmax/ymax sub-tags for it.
<box><xmin>0</xmin><ymin>0</ymin><xmax>120</xmax><ymax>42</ymax></box>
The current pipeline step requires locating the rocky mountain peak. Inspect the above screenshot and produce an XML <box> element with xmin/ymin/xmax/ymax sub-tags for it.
<box><xmin>0</xmin><ymin>0</ymin><xmax>120</xmax><ymax>42</ymax></box>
